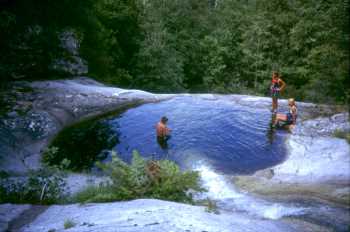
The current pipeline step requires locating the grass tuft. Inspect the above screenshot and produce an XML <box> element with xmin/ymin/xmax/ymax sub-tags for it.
<box><xmin>64</xmin><ymin>219</ymin><xmax>76</xmax><ymax>230</ymax></box>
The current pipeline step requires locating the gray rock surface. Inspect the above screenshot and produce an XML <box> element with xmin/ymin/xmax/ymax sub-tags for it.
<box><xmin>0</xmin><ymin>204</ymin><xmax>30</xmax><ymax>231</ymax></box>
<box><xmin>19</xmin><ymin>199</ymin><xmax>301</xmax><ymax>232</ymax></box>
<box><xmin>234</xmin><ymin>112</ymin><xmax>350</xmax><ymax>205</ymax></box>
<box><xmin>0</xmin><ymin>77</ymin><xmax>173</xmax><ymax>175</ymax></box>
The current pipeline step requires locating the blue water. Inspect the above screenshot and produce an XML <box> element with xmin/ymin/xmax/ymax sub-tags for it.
<box><xmin>107</xmin><ymin>96</ymin><xmax>288</xmax><ymax>175</ymax></box>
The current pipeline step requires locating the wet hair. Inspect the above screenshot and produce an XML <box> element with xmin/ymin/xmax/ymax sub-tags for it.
<box><xmin>161</xmin><ymin>116</ymin><xmax>168</xmax><ymax>123</ymax></box>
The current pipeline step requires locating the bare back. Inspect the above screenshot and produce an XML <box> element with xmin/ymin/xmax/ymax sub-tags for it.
<box><xmin>156</xmin><ymin>122</ymin><xmax>168</xmax><ymax>137</ymax></box>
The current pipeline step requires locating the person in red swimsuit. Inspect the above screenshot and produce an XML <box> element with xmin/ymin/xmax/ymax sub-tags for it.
<box><xmin>270</xmin><ymin>71</ymin><xmax>286</xmax><ymax>113</ymax></box>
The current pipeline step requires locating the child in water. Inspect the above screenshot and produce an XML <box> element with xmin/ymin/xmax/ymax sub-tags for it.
<box><xmin>271</xmin><ymin>71</ymin><xmax>286</xmax><ymax>113</ymax></box>
<box><xmin>273</xmin><ymin>98</ymin><xmax>298</xmax><ymax>130</ymax></box>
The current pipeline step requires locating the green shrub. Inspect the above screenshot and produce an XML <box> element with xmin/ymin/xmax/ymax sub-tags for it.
<box><xmin>202</xmin><ymin>198</ymin><xmax>220</xmax><ymax>214</ymax></box>
<box><xmin>0</xmin><ymin>166</ymin><xmax>67</xmax><ymax>204</ymax></box>
<box><xmin>64</xmin><ymin>219</ymin><xmax>76</xmax><ymax>230</ymax></box>
<box><xmin>73</xmin><ymin>150</ymin><xmax>204</xmax><ymax>204</ymax></box>
<box><xmin>42</xmin><ymin>146</ymin><xmax>59</xmax><ymax>165</ymax></box>
<box><xmin>334</xmin><ymin>129</ymin><xmax>350</xmax><ymax>144</ymax></box>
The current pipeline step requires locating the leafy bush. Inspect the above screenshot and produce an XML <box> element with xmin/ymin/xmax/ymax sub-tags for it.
<box><xmin>0</xmin><ymin>166</ymin><xmax>67</xmax><ymax>204</ymax></box>
<box><xmin>74</xmin><ymin>151</ymin><xmax>204</xmax><ymax>204</ymax></box>
<box><xmin>64</xmin><ymin>219</ymin><xmax>76</xmax><ymax>230</ymax></box>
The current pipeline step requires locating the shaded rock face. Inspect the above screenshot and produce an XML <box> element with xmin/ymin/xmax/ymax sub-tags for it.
<box><xmin>50</xmin><ymin>30</ymin><xmax>88</xmax><ymax>76</ymax></box>
<box><xmin>0</xmin><ymin>204</ymin><xmax>30</xmax><ymax>232</ymax></box>
<box><xmin>0</xmin><ymin>78</ymin><xmax>172</xmax><ymax>175</ymax></box>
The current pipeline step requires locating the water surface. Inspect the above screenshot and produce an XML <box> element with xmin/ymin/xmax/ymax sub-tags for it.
<box><xmin>108</xmin><ymin>96</ymin><xmax>288</xmax><ymax>175</ymax></box>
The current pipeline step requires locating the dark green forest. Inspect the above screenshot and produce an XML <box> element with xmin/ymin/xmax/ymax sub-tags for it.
<box><xmin>0</xmin><ymin>0</ymin><xmax>349</xmax><ymax>103</ymax></box>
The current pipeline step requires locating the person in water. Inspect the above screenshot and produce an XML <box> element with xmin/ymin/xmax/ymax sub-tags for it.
<box><xmin>273</xmin><ymin>98</ymin><xmax>297</xmax><ymax>130</ymax></box>
<box><xmin>271</xmin><ymin>71</ymin><xmax>286</xmax><ymax>113</ymax></box>
<box><xmin>156</xmin><ymin>116</ymin><xmax>171</xmax><ymax>149</ymax></box>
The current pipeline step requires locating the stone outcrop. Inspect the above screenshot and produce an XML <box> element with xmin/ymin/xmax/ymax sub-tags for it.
<box><xmin>234</xmin><ymin>112</ymin><xmax>350</xmax><ymax>205</ymax></box>
<box><xmin>0</xmin><ymin>77</ymin><xmax>173</xmax><ymax>175</ymax></box>
<box><xmin>16</xmin><ymin>199</ymin><xmax>312</xmax><ymax>232</ymax></box>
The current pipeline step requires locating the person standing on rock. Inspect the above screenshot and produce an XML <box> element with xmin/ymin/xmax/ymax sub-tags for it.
<box><xmin>270</xmin><ymin>71</ymin><xmax>286</xmax><ymax>113</ymax></box>
<box><xmin>156</xmin><ymin>116</ymin><xmax>171</xmax><ymax>150</ymax></box>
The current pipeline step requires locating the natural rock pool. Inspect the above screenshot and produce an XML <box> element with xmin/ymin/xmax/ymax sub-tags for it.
<box><xmin>103</xmin><ymin>96</ymin><xmax>349</xmax><ymax>229</ymax></box>
<box><xmin>107</xmin><ymin>96</ymin><xmax>289</xmax><ymax>175</ymax></box>
<box><xmin>42</xmin><ymin>94</ymin><xmax>349</xmax><ymax>231</ymax></box>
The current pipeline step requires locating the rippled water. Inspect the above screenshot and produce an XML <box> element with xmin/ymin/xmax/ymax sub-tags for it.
<box><xmin>108</xmin><ymin>96</ymin><xmax>288</xmax><ymax>174</ymax></box>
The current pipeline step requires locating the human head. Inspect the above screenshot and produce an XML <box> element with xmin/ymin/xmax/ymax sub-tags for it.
<box><xmin>161</xmin><ymin>116</ymin><xmax>168</xmax><ymax>124</ymax></box>
<box><xmin>288</xmin><ymin>98</ymin><xmax>295</xmax><ymax>106</ymax></box>
<box><xmin>272</xmin><ymin>71</ymin><xmax>279</xmax><ymax>79</ymax></box>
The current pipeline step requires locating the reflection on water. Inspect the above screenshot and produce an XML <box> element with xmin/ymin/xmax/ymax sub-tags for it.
<box><xmin>157</xmin><ymin>135</ymin><xmax>170</xmax><ymax>150</ymax></box>
<box><xmin>266</xmin><ymin>113</ymin><xmax>277</xmax><ymax>144</ymax></box>
<box><xmin>107</xmin><ymin>96</ymin><xmax>289</xmax><ymax>175</ymax></box>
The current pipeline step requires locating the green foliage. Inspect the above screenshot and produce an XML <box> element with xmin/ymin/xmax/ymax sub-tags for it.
<box><xmin>64</xmin><ymin>219</ymin><xmax>76</xmax><ymax>230</ymax></box>
<box><xmin>334</xmin><ymin>129</ymin><xmax>350</xmax><ymax>144</ymax></box>
<box><xmin>0</xmin><ymin>166</ymin><xmax>67</xmax><ymax>204</ymax></box>
<box><xmin>42</xmin><ymin>147</ymin><xmax>71</xmax><ymax>170</ymax></box>
<box><xmin>74</xmin><ymin>151</ymin><xmax>204</xmax><ymax>204</ymax></box>
<box><xmin>42</xmin><ymin>146</ymin><xmax>59</xmax><ymax>165</ymax></box>
<box><xmin>0</xmin><ymin>0</ymin><xmax>348</xmax><ymax>103</ymax></box>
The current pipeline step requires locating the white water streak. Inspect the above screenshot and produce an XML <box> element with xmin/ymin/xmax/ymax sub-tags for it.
<box><xmin>194</xmin><ymin>163</ymin><xmax>308</xmax><ymax>220</ymax></box>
